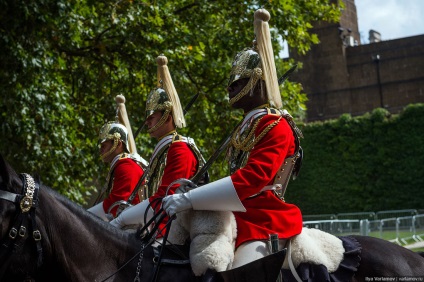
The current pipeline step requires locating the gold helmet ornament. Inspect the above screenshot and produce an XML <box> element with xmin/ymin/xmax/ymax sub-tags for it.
<box><xmin>228</xmin><ymin>8</ymin><xmax>282</xmax><ymax>109</ymax></box>
<box><xmin>145</xmin><ymin>55</ymin><xmax>186</xmax><ymax>133</ymax></box>
<box><xmin>98</xmin><ymin>121</ymin><xmax>130</xmax><ymax>161</ymax></box>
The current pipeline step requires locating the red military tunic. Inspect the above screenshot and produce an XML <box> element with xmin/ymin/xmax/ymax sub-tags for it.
<box><xmin>103</xmin><ymin>157</ymin><xmax>143</xmax><ymax>217</ymax></box>
<box><xmin>149</xmin><ymin>135</ymin><xmax>198</xmax><ymax>235</ymax></box>
<box><xmin>230</xmin><ymin>111</ymin><xmax>303</xmax><ymax>248</ymax></box>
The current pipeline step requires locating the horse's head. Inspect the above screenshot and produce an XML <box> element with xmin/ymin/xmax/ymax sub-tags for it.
<box><xmin>0</xmin><ymin>155</ymin><xmax>43</xmax><ymax>280</ymax></box>
<box><xmin>0</xmin><ymin>155</ymin><xmax>23</xmax><ymax>239</ymax></box>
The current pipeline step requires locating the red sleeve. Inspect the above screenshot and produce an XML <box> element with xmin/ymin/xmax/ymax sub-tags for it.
<box><xmin>103</xmin><ymin>159</ymin><xmax>143</xmax><ymax>217</ymax></box>
<box><xmin>230</xmin><ymin>115</ymin><xmax>296</xmax><ymax>200</ymax></box>
<box><xmin>149</xmin><ymin>141</ymin><xmax>198</xmax><ymax>210</ymax></box>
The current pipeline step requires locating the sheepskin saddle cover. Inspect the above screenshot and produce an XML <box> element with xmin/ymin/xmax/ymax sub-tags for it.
<box><xmin>167</xmin><ymin>209</ymin><xmax>237</xmax><ymax>276</ymax></box>
<box><xmin>283</xmin><ymin>227</ymin><xmax>345</xmax><ymax>273</ymax></box>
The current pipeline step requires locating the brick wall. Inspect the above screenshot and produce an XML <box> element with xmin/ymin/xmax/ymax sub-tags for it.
<box><xmin>290</xmin><ymin>0</ymin><xmax>424</xmax><ymax>121</ymax></box>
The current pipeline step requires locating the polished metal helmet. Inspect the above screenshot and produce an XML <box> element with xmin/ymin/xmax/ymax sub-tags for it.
<box><xmin>98</xmin><ymin>122</ymin><xmax>130</xmax><ymax>159</ymax></box>
<box><xmin>145</xmin><ymin>87</ymin><xmax>172</xmax><ymax>120</ymax></box>
<box><xmin>145</xmin><ymin>55</ymin><xmax>185</xmax><ymax>133</ymax></box>
<box><xmin>227</xmin><ymin>8</ymin><xmax>282</xmax><ymax>109</ymax></box>
<box><xmin>145</xmin><ymin>87</ymin><xmax>173</xmax><ymax>133</ymax></box>
<box><xmin>227</xmin><ymin>47</ymin><xmax>264</xmax><ymax>106</ymax></box>
<box><xmin>228</xmin><ymin>48</ymin><xmax>262</xmax><ymax>87</ymax></box>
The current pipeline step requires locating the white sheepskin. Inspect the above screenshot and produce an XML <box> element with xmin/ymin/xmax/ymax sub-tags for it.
<box><xmin>190</xmin><ymin>234</ymin><xmax>234</xmax><ymax>275</ymax></box>
<box><xmin>167</xmin><ymin>210</ymin><xmax>237</xmax><ymax>276</ymax></box>
<box><xmin>285</xmin><ymin>227</ymin><xmax>345</xmax><ymax>273</ymax></box>
<box><xmin>168</xmin><ymin>215</ymin><xmax>345</xmax><ymax>275</ymax></box>
<box><xmin>167</xmin><ymin>210</ymin><xmax>190</xmax><ymax>245</ymax></box>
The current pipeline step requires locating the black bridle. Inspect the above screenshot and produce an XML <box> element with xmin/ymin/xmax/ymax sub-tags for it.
<box><xmin>0</xmin><ymin>173</ymin><xmax>43</xmax><ymax>280</ymax></box>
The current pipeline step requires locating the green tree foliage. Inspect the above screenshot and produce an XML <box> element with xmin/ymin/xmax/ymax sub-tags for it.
<box><xmin>0</xmin><ymin>0</ymin><xmax>341</xmax><ymax>204</ymax></box>
<box><xmin>287</xmin><ymin>104</ymin><xmax>424</xmax><ymax>214</ymax></box>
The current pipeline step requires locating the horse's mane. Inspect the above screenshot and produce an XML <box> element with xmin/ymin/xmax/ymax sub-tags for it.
<box><xmin>39</xmin><ymin>181</ymin><xmax>142</xmax><ymax>243</ymax></box>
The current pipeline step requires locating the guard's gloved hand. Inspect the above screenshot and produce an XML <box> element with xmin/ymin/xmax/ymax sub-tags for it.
<box><xmin>87</xmin><ymin>202</ymin><xmax>109</xmax><ymax>221</ymax></box>
<box><xmin>162</xmin><ymin>193</ymin><xmax>193</xmax><ymax>216</ymax></box>
<box><xmin>109</xmin><ymin>199</ymin><xmax>153</xmax><ymax>229</ymax></box>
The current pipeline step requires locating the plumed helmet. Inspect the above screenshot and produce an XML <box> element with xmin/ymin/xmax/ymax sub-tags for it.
<box><xmin>228</xmin><ymin>48</ymin><xmax>261</xmax><ymax>87</ymax></box>
<box><xmin>98</xmin><ymin>121</ymin><xmax>130</xmax><ymax>153</ymax></box>
<box><xmin>145</xmin><ymin>55</ymin><xmax>185</xmax><ymax>132</ymax></box>
<box><xmin>145</xmin><ymin>88</ymin><xmax>172</xmax><ymax>120</ymax></box>
<box><xmin>227</xmin><ymin>8</ymin><xmax>282</xmax><ymax>109</ymax></box>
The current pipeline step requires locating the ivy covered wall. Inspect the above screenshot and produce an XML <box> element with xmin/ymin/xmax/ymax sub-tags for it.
<box><xmin>287</xmin><ymin>104</ymin><xmax>424</xmax><ymax>215</ymax></box>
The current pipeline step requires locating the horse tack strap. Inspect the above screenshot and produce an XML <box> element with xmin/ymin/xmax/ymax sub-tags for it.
<box><xmin>287</xmin><ymin>240</ymin><xmax>303</xmax><ymax>282</ymax></box>
<box><xmin>29</xmin><ymin>180</ymin><xmax>43</xmax><ymax>266</ymax></box>
<box><xmin>20</xmin><ymin>174</ymin><xmax>37</xmax><ymax>212</ymax></box>
<box><xmin>153</xmin><ymin>248</ymin><xmax>190</xmax><ymax>265</ymax></box>
<box><xmin>0</xmin><ymin>190</ymin><xmax>20</xmax><ymax>203</ymax></box>
<box><xmin>21</xmin><ymin>174</ymin><xmax>43</xmax><ymax>266</ymax></box>
<box><xmin>0</xmin><ymin>174</ymin><xmax>43</xmax><ymax>270</ymax></box>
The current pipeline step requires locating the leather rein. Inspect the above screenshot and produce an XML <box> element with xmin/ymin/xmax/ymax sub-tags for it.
<box><xmin>0</xmin><ymin>173</ymin><xmax>43</xmax><ymax>279</ymax></box>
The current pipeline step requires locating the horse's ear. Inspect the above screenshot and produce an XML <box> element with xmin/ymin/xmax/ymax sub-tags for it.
<box><xmin>0</xmin><ymin>154</ymin><xmax>19</xmax><ymax>186</ymax></box>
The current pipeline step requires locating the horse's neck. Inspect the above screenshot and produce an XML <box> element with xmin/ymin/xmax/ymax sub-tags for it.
<box><xmin>39</xmin><ymin>189</ymin><xmax>139</xmax><ymax>281</ymax></box>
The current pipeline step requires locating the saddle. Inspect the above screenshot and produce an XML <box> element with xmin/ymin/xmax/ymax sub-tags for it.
<box><xmin>148</xmin><ymin>244</ymin><xmax>286</xmax><ymax>282</ymax></box>
<box><xmin>169</xmin><ymin>213</ymin><xmax>346</xmax><ymax>277</ymax></box>
<box><xmin>214</xmin><ymin>249</ymin><xmax>286</xmax><ymax>282</ymax></box>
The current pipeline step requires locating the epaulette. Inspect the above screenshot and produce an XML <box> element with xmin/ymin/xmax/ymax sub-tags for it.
<box><xmin>119</xmin><ymin>153</ymin><xmax>130</xmax><ymax>160</ymax></box>
<box><xmin>279</xmin><ymin>109</ymin><xmax>303</xmax><ymax>139</ymax></box>
<box><xmin>267</xmin><ymin>108</ymin><xmax>281</xmax><ymax>116</ymax></box>
<box><xmin>172</xmin><ymin>134</ymin><xmax>184</xmax><ymax>143</ymax></box>
<box><xmin>117</xmin><ymin>153</ymin><xmax>149</xmax><ymax>169</ymax></box>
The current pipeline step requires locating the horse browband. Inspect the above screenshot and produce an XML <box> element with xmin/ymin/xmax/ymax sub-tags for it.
<box><xmin>0</xmin><ymin>173</ymin><xmax>43</xmax><ymax>278</ymax></box>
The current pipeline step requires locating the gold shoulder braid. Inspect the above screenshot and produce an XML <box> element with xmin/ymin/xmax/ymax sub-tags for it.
<box><xmin>231</xmin><ymin>116</ymin><xmax>282</xmax><ymax>152</ymax></box>
<box><xmin>227</xmin><ymin>111</ymin><xmax>282</xmax><ymax>174</ymax></box>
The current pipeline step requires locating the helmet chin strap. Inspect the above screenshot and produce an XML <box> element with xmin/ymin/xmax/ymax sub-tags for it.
<box><xmin>101</xmin><ymin>138</ymin><xmax>119</xmax><ymax>161</ymax></box>
<box><xmin>229</xmin><ymin>68</ymin><xmax>262</xmax><ymax>106</ymax></box>
<box><xmin>147</xmin><ymin>109</ymin><xmax>171</xmax><ymax>133</ymax></box>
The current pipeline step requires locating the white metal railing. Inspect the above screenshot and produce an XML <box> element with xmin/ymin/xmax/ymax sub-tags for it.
<box><xmin>376</xmin><ymin>209</ymin><xmax>418</xmax><ymax>219</ymax></box>
<box><xmin>303</xmin><ymin>219</ymin><xmax>360</xmax><ymax>235</ymax></box>
<box><xmin>302</xmin><ymin>212</ymin><xmax>424</xmax><ymax>247</ymax></box>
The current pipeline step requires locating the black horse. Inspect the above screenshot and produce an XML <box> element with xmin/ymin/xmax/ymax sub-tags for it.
<box><xmin>0</xmin><ymin>157</ymin><xmax>196</xmax><ymax>281</ymax></box>
<box><xmin>0</xmin><ymin>155</ymin><xmax>423</xmax><ymax>282</ymax></box>
<box><xmin>0</xmin><ymin>156</ymin><xmax>284</xmax><ymax>282</ymax></box>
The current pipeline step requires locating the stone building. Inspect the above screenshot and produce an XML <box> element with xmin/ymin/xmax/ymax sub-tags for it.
<box><xmin>290</xmin><ymin>0</ymin><xmax>424</xmax><ymax>122</ymax></box>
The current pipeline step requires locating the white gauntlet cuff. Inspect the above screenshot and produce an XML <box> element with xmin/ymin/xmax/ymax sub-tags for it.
<box><xmin>188</xmin><ymin>176</ymin><xmax>246</xmax><ymax>212</ymax></box>
<box><xmin>87</xmin><ymin>202</ymin><xmax>109</xmax><ymax>221</ymax></box>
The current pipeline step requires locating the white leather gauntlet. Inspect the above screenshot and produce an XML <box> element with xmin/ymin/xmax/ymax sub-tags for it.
<box><xmin>87</xmin><ymin>202</ymin><xmax>109</xmax><ymax>221</ymax></box>
<box><xmin>109</xmin><ymin>199</ymin><xmax>154</xmax><ymax>229</ymax></box>
<box><xmin>162</xmin><ymin>193</ymin><xmax>193</xmax><ymax>216</ymax></box>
